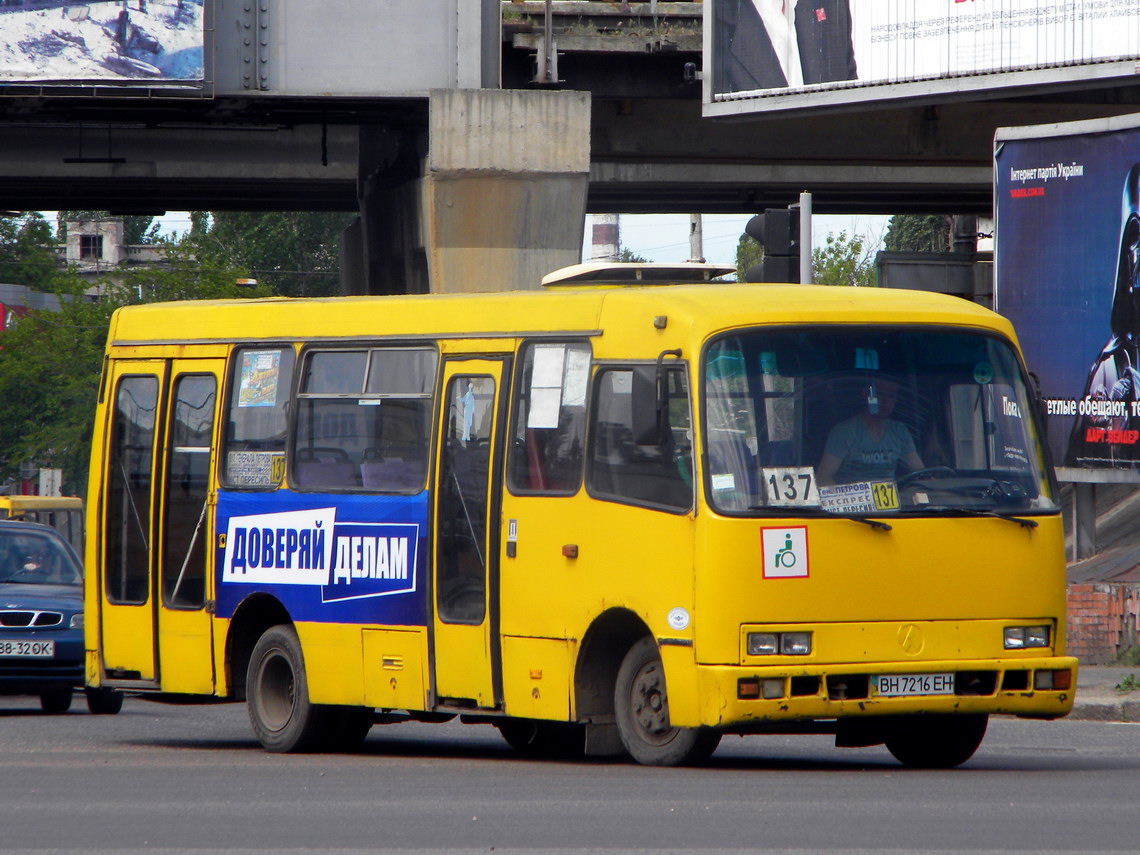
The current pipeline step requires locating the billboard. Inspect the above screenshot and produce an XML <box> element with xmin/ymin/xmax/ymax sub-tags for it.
<box><xmin>0</xmin><ymin>0</ymin><xmax>203</xmax><ymax>85</ymax></box>
<box><xmin>995</xmin><ymin>114</ymin><xmax>1140</xmax><ymax>480</ymax></box>
<box><xmin>708</xmin><ymin>1</ymin><xmax>1140</xmax><ymax>115</ymax></box>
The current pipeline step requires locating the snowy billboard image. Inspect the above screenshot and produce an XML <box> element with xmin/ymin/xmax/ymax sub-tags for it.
<box><xmin>0</xmin><ymin>1</ymin><xmax>203</xmax><ymax>84</ymax></box>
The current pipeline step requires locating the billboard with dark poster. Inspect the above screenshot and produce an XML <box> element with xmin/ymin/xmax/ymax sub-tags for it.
<box><xmin>0</xmin><ymin>0</ymin><xmax>203</xmax><ymax>85</ymax></box>
<box><xmin>995</xmin><ymin>114</ymin><xmax>1140</xmax><ymax>480</ymax></box>
<box><xmin>708</xmin><ymin>1</ymin><xmax>1140</xmax><ymax>116</ymax></box>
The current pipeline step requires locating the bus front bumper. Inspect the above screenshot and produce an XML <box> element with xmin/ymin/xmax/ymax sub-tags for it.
<box><xmin>687</xmin><ymin>657</ymin><xmax>1078</xmax><ymax>729</ymax></box>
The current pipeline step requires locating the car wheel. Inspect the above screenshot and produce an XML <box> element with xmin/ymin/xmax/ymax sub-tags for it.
<box><xmin>85</xmin><ymin>686</ymin><xmax>124</xmax><ymax>715</ymax></box>
<box><xmin>39</xmin><ymin>687</ymin><xmax>73</xmax><ymax>714</ymax></box>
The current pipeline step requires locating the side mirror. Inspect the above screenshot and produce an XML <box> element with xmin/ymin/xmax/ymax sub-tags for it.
<box><xmin>630</xmin><ymin>365</ymin><xmax>664</xmax><ymax>445</ymax></box>
<box><xmin>630</xmin><ymin>350</ymin><xmax>683</xmax><ymax>445</ymax></box>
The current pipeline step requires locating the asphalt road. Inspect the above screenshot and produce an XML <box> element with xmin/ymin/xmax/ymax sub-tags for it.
<box><xmin>0</xmin><ymin>694</ymin><xmax>1136</xmax><ymax>854</ymax></box>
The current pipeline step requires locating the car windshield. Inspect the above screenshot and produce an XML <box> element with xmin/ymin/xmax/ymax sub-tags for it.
<box><xmin>703</xmin><ymin>326</ymin><xmax>1058</xmax><ymax>517</ymax></box>
<box><xmin>0</xmin><ymin>530</ymin><xmax>82</xmax><ymax>586</ymax></box>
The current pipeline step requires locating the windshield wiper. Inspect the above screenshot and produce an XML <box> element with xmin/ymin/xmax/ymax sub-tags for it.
<box><xmin>748</xmin><ymin>505</ymin><xmax>893</xmax><ymax>531</ymax></box>
<box><xmin>900</xmin><ymin>505</ymin><xmax>1038</xmax><ymax>529</ymax></box>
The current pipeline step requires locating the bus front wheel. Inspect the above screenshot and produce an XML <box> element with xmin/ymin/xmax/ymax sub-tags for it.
<box><xmin>614</xmin><ymin>636</ymin><xmax>720</xmax><ymax>766</ymax></box>
<box><xmin>85</xmin><ymin>686</ymin><xmax>123</xmax><ymax>715</ymax></box>
<box><xmin>247</xmin><ymin>624</ymin><xmax>329</xmax><ymax>753</ymax></box>
<box><xmin>884</xmin><ymin>713</ymin><xmax>988</xmax><ymax>768</ymax></box>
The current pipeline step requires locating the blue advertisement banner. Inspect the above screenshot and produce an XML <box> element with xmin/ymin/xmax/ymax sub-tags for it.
<box><xmin>215</xmin><ymin>490</ymin><xmax>430</xmax><ymax>626</ymax></box>
<box><xmin>996</xmin><ymin>125</ymin><xmax>1140</xmax><ymax>472</ymax></box>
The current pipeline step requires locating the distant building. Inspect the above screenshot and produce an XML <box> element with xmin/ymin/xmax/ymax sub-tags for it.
<box><xmin>56</xmin><ymin>217</ymin><xmax>173</xmax><ymax>297</ymax></box>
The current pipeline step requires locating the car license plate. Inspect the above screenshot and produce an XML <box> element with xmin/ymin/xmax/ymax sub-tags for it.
<box><xmin>0</xmin><ymin>640</ymin><xmax>54</xmax><ymax>658</ymax></box>
<box><xmin>873</xmin><ymin>673</ymin><xmax>954</xmax><ymax>697</ymax></box>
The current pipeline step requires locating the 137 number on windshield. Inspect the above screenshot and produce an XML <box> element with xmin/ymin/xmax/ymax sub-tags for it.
<box><xmin>761</xmin><ymin>467</ymin><xmax>818</xmax><ymax>507</ymax></box>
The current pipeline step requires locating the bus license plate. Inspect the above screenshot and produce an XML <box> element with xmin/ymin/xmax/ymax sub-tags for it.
<box><xmin>873</xmin><ymin>673</ymin><xmax>954</xmax><ymax>697</ymax></box>
<box><xmin>0</xmin><ymin>640</ymin><xmax>54</xmax><ymax>658</ymax></box>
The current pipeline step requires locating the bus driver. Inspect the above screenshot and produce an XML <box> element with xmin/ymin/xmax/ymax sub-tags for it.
<box><xmin>817</xmin><ymin>377</ymin><xmax>924</xmax><ymax>485</ymax></box>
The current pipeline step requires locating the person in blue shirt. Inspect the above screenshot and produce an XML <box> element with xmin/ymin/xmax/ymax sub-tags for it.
<box><xmin>817</xmin><ymin>377</ymin><xmax>924</xmax><ymax>485</ymax></box>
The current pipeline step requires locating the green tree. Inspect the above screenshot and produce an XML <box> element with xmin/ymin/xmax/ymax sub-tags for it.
<box><xmin>618</xmin><ymin>247</ymin><xmax>648</xmax><ymax>263</ymax></box>
<box><xmin>884</xmin><ymin>214</ymin><xmax>950</xmax><ymax>253</ymax></box>
<box><xmin>812</xmin><ymin>230</ymin><xmax>876</xmax><ymax>287</ymax></box>
<box><xmin>56</xmin><ymin>211</ymin><xmax>159</xmax><ymax>245</ymax></box>
<box><xmin>191</xmin><ymin>211</ymin><xmax>355</xmax><ymax>297</ymax></box>
<box><xmin>734</xmin><ymin>233</ymin><xmax>763</xmax><ymax>281</ymax></box>
<box><xmin>0</xmin><ymin>253</ymin><xmax>257</xmax><ymax>495</ymax></box>
<box><xmin>0</xmin><ymin>213</ymin><xmax>61</xmax><ymax>291</ymax></box>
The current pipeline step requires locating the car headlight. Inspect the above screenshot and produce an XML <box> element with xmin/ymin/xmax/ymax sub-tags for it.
<box><xmin>747</xmin><ymin>631</ymin><xmax>812</xmax><ymax>656</ymax></box>
<box><xmin>70</xmin><ymin>613</ymin><xmax>84</xmax><ymax>629</ymax></box>
<box><xmin>1004</xmin><ymin>624</ymin><xmax>1049</xmax><ymax>649</ymax></box>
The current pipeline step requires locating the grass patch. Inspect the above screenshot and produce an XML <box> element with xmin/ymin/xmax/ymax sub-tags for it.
<box><xmin>1114</xmin><ymin>673</ymin><xmax>1140</xmax><ymax>694</ymax></box>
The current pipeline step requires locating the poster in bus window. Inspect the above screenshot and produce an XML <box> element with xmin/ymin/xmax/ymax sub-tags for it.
<box><xmin>238</xmin><ymin>350</ymin><xmax>281</xmax><ymax>408</ymax></box>
<box><xmin>0</xmin><ymin>1</ymin><xmax>204</xmax><ymax>85</ymax></box>
<box><xmin>995</xmin><ymin>121</ymin><xmax>1140</xmax><ymax>474</ymax></box>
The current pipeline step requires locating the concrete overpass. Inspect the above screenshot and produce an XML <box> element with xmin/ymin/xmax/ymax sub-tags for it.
<box><xmin>1</xmin><ymin>0</ymin><xmax>1139</xmax><ymax>293</ymax></box>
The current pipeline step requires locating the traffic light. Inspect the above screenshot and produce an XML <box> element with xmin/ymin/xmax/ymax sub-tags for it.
<box><xmin>744</xmin><ymin>206</ymin><xmax>800</xmax><ymax>283</ymax></box>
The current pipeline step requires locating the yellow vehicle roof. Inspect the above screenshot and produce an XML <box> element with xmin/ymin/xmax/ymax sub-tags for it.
<box><xmin>106</xmin><ymin>284</ymin><xmax>1016</xmax><ymax>355</ymax></box>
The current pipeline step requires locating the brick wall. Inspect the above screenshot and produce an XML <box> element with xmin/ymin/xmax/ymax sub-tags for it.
<box><xmin>1066</xmin><ymin>583</ymin><xmax>1140</xmax><ymax>664</ymax></box>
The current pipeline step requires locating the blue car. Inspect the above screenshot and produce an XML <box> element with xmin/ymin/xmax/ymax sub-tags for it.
<box><xmin>0</xmin><ymin>519</ymin><xmax>121</xmax><ymax>714</ymax></box>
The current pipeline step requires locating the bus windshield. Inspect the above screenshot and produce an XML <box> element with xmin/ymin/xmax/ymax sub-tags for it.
<box><xmin>703</xmin><ymin>326</ymin><xmax>1058</xmax><ymax>517</ymax></box>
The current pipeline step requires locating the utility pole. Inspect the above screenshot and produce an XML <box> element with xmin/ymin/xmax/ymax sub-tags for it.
<box><xmin>689</xmin><ymin>213</ymin><xmax>704</xmax><ymax>262</ymax></box>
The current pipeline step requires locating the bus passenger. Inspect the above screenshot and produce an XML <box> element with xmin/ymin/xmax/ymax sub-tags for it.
<box><xmin>817</xmin><ymin>377</ymin><xmax>923</xmax><ymax>485</ymax></box>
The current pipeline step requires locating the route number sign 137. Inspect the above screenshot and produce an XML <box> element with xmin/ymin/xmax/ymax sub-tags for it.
<box><xmin>761</xmin><ymin>467</ymin><xmax>818</xmax><ymax>507</ymax></box>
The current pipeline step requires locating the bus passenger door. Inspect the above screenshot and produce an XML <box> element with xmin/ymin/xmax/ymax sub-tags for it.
<box><xmin>432</xmin><ymin>358</ymin><xmax>509</xmax><ymax>709</ymax></box>
<box><xmin>98</xmin><ymin>361</ymin><xmax>167</xmax><ymax>683</ymax></box>
<box><xmin>154</xmin><ymin>360</ymin><xmax>224</xmax><ymax>694</ymax></box>
<box><xmin>98</xmin><ymin>359</ymin><xmax>223</xmax><ymax>693</ymax></box>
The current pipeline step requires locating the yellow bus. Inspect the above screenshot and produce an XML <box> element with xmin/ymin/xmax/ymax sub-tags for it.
<box><xmin>0</xmin><ymin>495</ymin><xmax>84</xmax><ymax>555</ymax></box>
<box><xmin>84</xmin><ymin>264</ymin><xmax>1076</xmax><ymax>767</ymax></box>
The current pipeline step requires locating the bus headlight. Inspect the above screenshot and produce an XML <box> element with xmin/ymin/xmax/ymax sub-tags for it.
<box><xmin>747</xmin><ymin>633</ymin><xmax>779</xmax><ymax>656</ymax></box>
<box><xmin>1004</xmin><ymin>625</ymin><xmax>1050</xmax><ymax>649</ymax></box>
<box><xmin>747</xmin><ymin>631</ymin><xmax>812</xmax><ymax>656</ymax></box>
<box><xmin>780</xmin><ymin>632</ymin><xmax>812</xmax><ymax>655</ymax></box>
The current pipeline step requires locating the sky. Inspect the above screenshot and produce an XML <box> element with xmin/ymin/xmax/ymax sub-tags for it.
<box><xmin>149</xmin><ymin>211</ymin><xmax>890</xmax><ymax>268</ymax></box>
<box><xmin>586</xmin><ymin>213</ymin><xmax>891</xmax><ymax>266</ymax></box>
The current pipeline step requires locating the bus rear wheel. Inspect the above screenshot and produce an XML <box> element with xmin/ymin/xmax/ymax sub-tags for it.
<box><xmin>85</xmin><ymin>686</ymin><xmax>123</xmax><ymax>715</ymax></box>
<box><xmin>884</xmin><ymin>713</ymin><xmax>988</xmax><ymax>768</ymax></box>
<box><xmin>614</xmin><ymin>636</ymin><xmax>720</xmax><ymax>766</ymax></box>
<box><xmin>247</xmin><ymin>624</ymin><xmax>331</xmax><ymax>753</ymax></box>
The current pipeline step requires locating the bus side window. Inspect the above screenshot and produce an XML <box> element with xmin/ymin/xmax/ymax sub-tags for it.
<box><xmin>507</xmin><ymin>341</ymin><xmax>590</xmax><ymax>495</ymax></box>
<box><xmin>221</xmin><ymin>346</ymin><xmax>295</xmax><ymax>489</ymax></box>
<box><xmin>588</xmin><ymin>366</ymin><xmax>693</xmax><ymax>512</ymax></box>
<box><xmin>294</xmin><ymin>346</ymin><xmax>437</xmax><ymax>492</ymax></box>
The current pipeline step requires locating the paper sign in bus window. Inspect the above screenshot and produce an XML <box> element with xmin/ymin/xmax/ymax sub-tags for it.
<box><xmin>237</xmin><ymin>350</ymin><xmax>281</xmax><ymax>408</ymax></box>
<box><xmin>528</xmin><ymin>344</ymin><xmax>567</xmax><ymax>429</ymax></box>
<box><xmin>761</xmin><ymin>526</ymin><xmax>809</xmax><ymax>578</ymax></box>
<box><xmin>563</xmin><ymin>348</ymin><xmax>590</xmax><ymax>407</ymax></box>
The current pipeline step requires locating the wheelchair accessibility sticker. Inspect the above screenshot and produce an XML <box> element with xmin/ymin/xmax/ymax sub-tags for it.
<box><xmin>761</xmin><ymin>526</ymin><xmax>809</xmax><ymax>579</ymax></box>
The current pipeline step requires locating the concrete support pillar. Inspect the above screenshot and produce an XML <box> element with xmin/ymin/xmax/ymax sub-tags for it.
<box><xmin>423</xmin><ymin>88</ymin><xmax>590</xmax><ymax>293</ymax></box>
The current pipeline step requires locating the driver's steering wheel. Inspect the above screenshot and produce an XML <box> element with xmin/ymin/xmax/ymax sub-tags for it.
<box><xmin>898</xmin><ymin>466</ymin><xmax>958</xmax><ymax>487</ymax></box>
